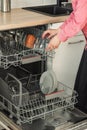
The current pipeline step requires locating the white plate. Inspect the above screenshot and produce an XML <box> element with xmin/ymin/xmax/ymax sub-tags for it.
<box><xmin>39</xmin><ymin>70</ymin><xmax>57</xmax><ymax>94</ymax></box>
<box><xmin>49</xmin><ymin>70</ymin><xmax>58</xmax><ymax>92</ymax></box>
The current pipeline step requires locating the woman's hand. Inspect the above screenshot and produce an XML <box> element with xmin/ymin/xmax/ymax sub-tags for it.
<box><xmin>42</xmin><ymin>29</ymin><xmax>58</xmax><ymax>39</ymax></box>
<box><xmin>42</xmin><ymin>29</ymin><xmax>61</xmax><ymax>51</ymax></box>
<box><xmin>46</xmin><ymin>34</ymin><xmax>61</xmax><ymax>51</ymax></box>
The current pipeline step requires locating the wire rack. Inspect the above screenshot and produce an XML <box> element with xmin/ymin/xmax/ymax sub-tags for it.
<box><xmin>0</xmin><ymin>27</ymin><xmax>78</xmax><ymax>125</ymax></box>
<box><xmin>0</xmin><ymin>69</ymin><xmax>78</xmax><ymax>125</ymax></box>
<box><xmin>0</xmin><ymin>27</ymin><xmax>49</xmax><ymax>69</ymax></box>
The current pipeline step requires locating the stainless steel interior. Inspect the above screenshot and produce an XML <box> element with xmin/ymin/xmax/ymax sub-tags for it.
<box><xmin>21</xmin><ymin>108</ymin><xmax>87</xmax><ymax>130</ymax></box>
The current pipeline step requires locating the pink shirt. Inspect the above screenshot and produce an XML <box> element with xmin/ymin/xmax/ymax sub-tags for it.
<box><xmin>58</xmin><ymin>0</ymin><xmax>87</xmax><ymax>42</ymax></box>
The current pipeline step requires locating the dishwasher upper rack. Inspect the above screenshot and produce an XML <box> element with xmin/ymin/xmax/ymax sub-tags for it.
<box><xmin>0</xmin><ymin>49</ymin><xmax>55</xmax><ymax>69</ymax></box>
<box><xmin>0</xmin><ymin>79</ymin><xmax>78</xmax><ymax>125</ymax></box>
<box><xmin>0</xmin><ymin>27</ymin><xmax>49</xmax><ymax>69</ymax></box>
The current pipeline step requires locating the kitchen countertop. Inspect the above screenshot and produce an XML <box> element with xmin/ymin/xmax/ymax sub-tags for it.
<box><xmin>0</xmin><ymin>8</ymin><xmax>69</xmax><ymax>31</ymax></box>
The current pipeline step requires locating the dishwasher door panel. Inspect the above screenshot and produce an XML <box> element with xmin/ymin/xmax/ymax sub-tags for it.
<box><xmin>49</xmin><ymin>22</ymin><xmax>85</xmax><ymax>94</ymax></box>
<box><xmin>0</xmin><ymin>108</ymin><xmax>87</xmax><ymax>130</ymax></box>
<box><xmin>52</xmin><ymin>34</ymin><xmax>85</xmax><ymax>94</ymax></box>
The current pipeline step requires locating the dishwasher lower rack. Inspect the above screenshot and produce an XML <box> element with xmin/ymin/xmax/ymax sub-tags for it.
<box><xmin>0</xmin><ymin>79</ymin><xmax>78</xmax><ymax>125</ymax></box>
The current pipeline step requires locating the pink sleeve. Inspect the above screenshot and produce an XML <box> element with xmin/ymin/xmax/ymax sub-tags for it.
<box><xmin>59</xmin><ymin>12</ymin><xmax>74</xmax><ymax>29</ymax></box>
<box><xmin>58</xmin><ymin>0</ymin><xmax>87</xmax><ymax>42</ymax></box>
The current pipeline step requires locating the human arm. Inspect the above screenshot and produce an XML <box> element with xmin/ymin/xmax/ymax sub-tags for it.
<box><xmin>58</xmin><ymin>0</ymin><xmax>87</xmax><ymax>42</ymax></box>
<box><xmin>42</xmin><ymin>0</ymin><xmax>87</xmax><ymax>50</ymax></box>
<box><xmin>42</xmin><ymin>28</ymin><xmax>61</xmax><ymax>51</ymax></box>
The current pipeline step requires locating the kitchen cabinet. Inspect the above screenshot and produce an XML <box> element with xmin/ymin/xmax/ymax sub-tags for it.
<box><xmin>48</xmin><ymin>23</ymin><xmax>85</xmax><ymax>93</ymax></box>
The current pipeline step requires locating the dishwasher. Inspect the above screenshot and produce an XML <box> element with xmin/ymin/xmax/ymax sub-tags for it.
<box><xmin>0</xmin><ymin>25</ymin><xmax>87</xmax><ymax>130</ymax></box>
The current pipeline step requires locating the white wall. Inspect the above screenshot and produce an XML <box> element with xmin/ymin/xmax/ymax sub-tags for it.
<box><xmin>0</xmin><ymin>0</ymin><xmax>56</xmax><ymax>9</ymax></box>
<box><xmin>11</xmin><ymin>0</ymin><xmax>43</xmax><ymax>8</ymax></box>
<box><xmin>0</xmin><ymin>0</ymin><xmax>71</xmax><ymax>10</ymax></box>
<box><xmin>43</xmin><ymin>0</ymin><xmax>56</xmax><ymax>5</ymax></box>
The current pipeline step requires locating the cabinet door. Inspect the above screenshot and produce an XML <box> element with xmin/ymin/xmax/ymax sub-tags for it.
<box><xmin>48</xmin><ymin>23</ymin><xmax>85</xmax><ymax>92</ymax></box>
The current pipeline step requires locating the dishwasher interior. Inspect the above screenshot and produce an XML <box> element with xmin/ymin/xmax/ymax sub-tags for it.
<box><xmin>0</xmin><ymin>25</ymin><xmax>87</xmax><ymax>130</ymax></box>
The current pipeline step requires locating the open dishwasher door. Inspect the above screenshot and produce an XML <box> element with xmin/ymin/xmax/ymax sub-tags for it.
<box><xmin>0</xmin><ymin>108</ymin><xmax>87</xmax><ymax>130</ymax></box>
<box><xmin>19</xmin><ymin>108</ymin><xmax>87</xmax><ymax>130</ymax></box>
<box><xmin>49</xmin><ymin>23</ymin><xmax>86</xmax><ymax>95</ymax></box>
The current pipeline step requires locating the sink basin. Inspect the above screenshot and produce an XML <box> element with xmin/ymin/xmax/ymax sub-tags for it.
<box><xmin>23</xmin><ymin>5</ymin><xmax>72</xmax><ymax>17</ymax></box>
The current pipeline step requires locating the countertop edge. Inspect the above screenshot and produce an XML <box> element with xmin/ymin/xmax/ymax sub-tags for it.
<box><xmin>0</xmin><ymin>8</ymin><xmax>69</xmax><ymax>31</ymax></box>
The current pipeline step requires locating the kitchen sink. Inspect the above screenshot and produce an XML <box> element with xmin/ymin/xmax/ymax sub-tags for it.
<box><xmin>23</xmin><ymin>5</ymin><xmax>72</xmax><ymax>17</ymax></box>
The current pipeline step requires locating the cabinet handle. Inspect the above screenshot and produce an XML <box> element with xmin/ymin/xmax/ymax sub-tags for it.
<box><xmin>68</xmin><ymin>40</ymin><xmax>84</xmax><ymax>44</ymax></box>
